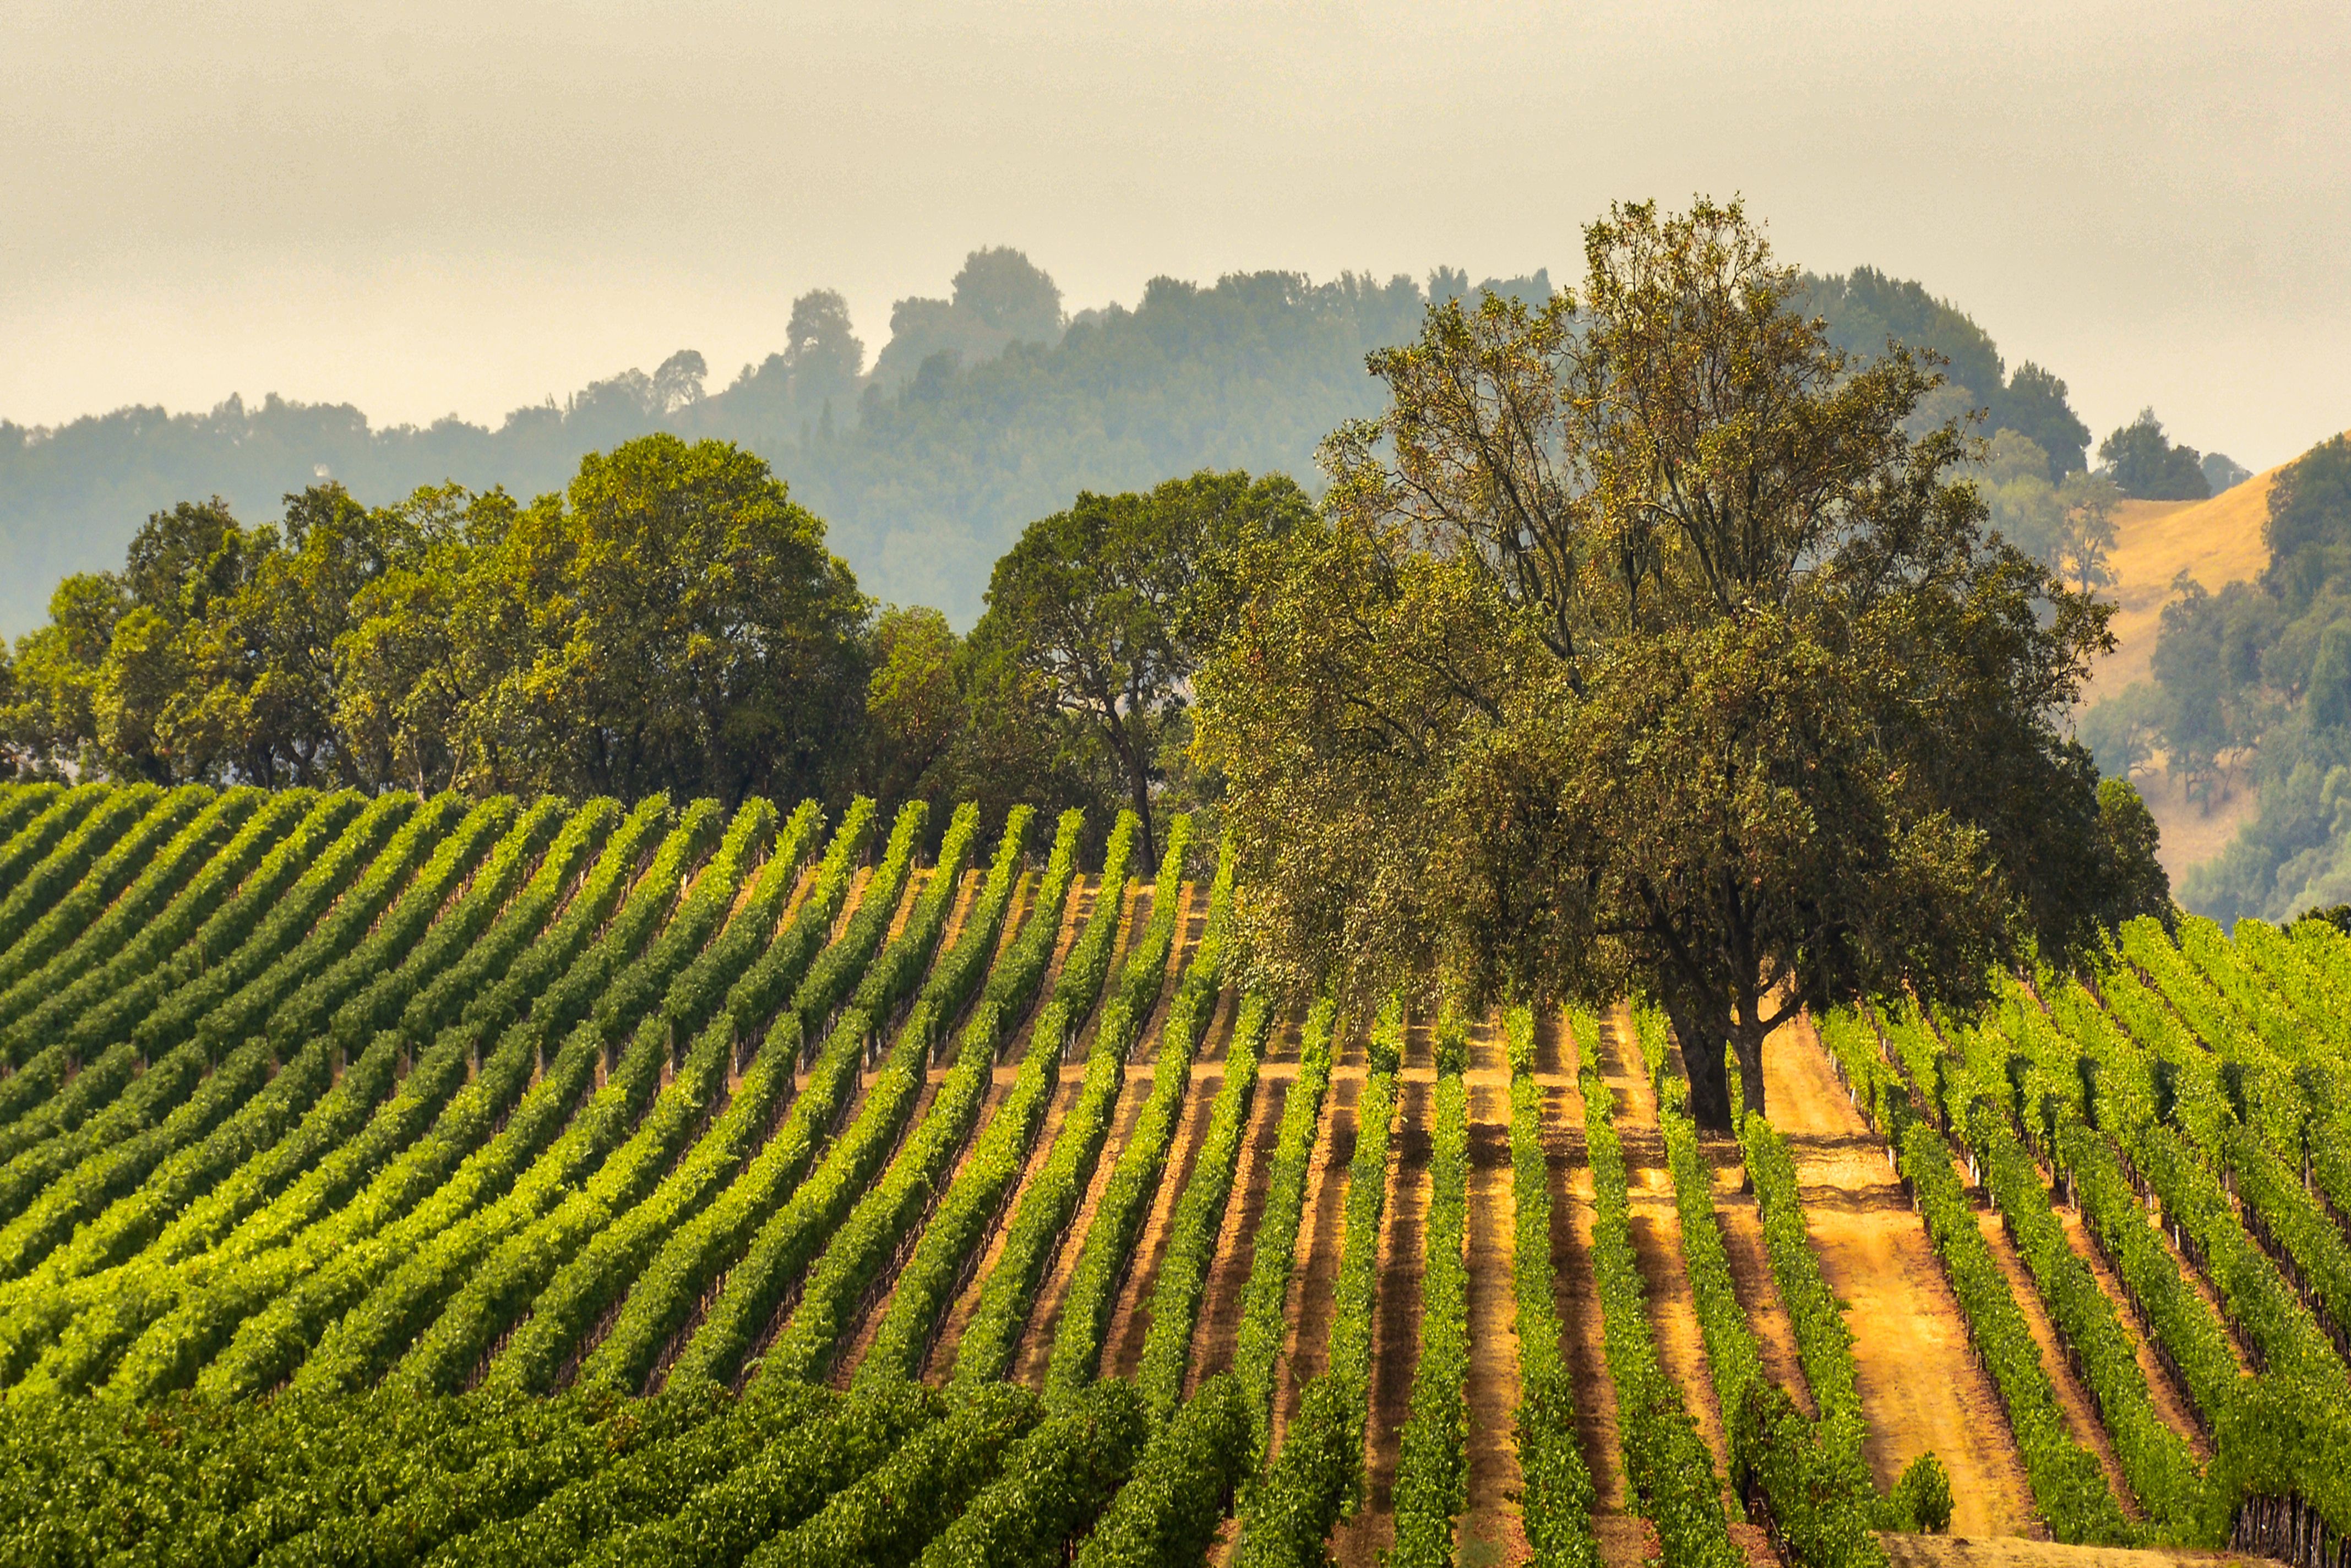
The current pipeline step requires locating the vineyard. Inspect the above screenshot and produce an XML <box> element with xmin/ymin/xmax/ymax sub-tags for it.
<box><xmin>1</xmin><ymin>779</ymin><xmax>2349</xmax><ymax>1568</ymax></box>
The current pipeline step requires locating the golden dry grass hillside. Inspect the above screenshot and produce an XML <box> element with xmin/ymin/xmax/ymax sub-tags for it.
<box><xmin>2080</xmin><ymin>476</ymin><xmax>2278</xmax><ymax>707</ymax></box>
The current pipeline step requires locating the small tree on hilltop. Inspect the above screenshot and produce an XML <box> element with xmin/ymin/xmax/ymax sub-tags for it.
<box><xmin>1195</xmin><ymin>198</ymin><xmax>2168</xmax><ymax>1130</ymax></box>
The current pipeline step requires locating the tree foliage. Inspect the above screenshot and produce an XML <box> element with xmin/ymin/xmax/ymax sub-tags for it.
<box><xmin>2100</xmin><ymin>408</ymin><xmax>2212</xmax><ymax>501</ymax></box>
<box><xmin>968</xmin><ymin>470</ymin><xmax>1310</xmax><ymax>865</ymax></box>
<box><xmin>2</xmin><ymin>436</ymin><xmax>869</xmax><ymax>804</ymax></box>
<box><xmin>1197</xmin><ymin>199</ymin><xmax>2160</xmax><ymax>1128</ymax></box>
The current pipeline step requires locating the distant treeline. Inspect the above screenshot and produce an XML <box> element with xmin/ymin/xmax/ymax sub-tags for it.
<box><xmin>1</xmin><ymin>250</ymin><xmax>2136</xmax><ymax>636</ymax></box>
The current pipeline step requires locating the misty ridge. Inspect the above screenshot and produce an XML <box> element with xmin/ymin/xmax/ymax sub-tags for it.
<box><xmin>0</xmin><ymin>245</ymin><xmax>2229</xmax><ymax>636</ymax></box>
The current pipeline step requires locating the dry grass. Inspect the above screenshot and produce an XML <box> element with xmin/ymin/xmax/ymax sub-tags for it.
<box><xmin>2080</xmin><ymin>476</ymin><xmax>2278</xmax><ymax>706</ymax></box>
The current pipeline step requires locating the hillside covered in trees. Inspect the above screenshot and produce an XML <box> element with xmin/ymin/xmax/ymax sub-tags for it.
<box><xmin>0</xmin><ymin>251</ymin><xmax>2130</xmax><ymax>634</ymax></box>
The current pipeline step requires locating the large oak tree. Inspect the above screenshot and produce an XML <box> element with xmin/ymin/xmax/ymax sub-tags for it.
<box><xmin>1195</xmin><ymin>199</ymin><xmax>2168</xmax><ymax>1129</ymax></box>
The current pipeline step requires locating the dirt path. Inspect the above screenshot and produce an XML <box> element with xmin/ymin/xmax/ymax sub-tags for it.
<box><xmin>1881</xmin><ymin>1531</ymin><xmax>2263</xmax><ymax>1568</ymax></box>
<box><xmin>1460</xmin><ymin>1012</ymin><xmax>1530</xmax><ymax>1568</ymax></box>
<box><xmin>1765</xmin><ymin>1015</ymin><xmax>2036</xmax><ymax>1538</ymax></box>
<box><xmin>1975</xmin><ymin>1211</ymin><xmax>2143</xmax><ymax>1519</ymax></box>
<box><xmin>1709</xmin><ymin>1129</ymin><xmax>1817</xmax><ymax>1418</ymax></box>
<box><xmin>1330</xmin><ymin>1062</ymin><xmax>1424</xmax><ymax>1568</ymax></box>
<box><xmin>1102</xmin><ymin>987</ymin><xmax>1239</xmax><ymax>1379</ymax></box>
<box><xmin>1184</xmin><ymin>1010</ymin><xmax>1297</xmax><ymax>1395</ymax></box>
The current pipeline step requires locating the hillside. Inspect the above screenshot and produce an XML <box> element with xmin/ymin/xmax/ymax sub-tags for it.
<box><xmin>2082</xmin><ymin>478</ymin><xmax>2277</xmax><ymax>705</ymax></box>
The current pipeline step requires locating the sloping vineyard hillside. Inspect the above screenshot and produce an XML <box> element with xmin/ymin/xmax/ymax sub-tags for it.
<box><xmin>0</xmin><ymin>781</ymin><xmax>2345</xmax><ymax>1568</ymax></box>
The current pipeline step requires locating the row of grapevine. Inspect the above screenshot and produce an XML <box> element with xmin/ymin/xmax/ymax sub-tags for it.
<box><xmin>395</xmin><ymin>798</ymin><xmax>840</xmax><ymax>1395</ymax></box>
<box><xmin>1736</xmin><ymin>1103</ymin><xmax>1866</xmax><ymax>1466</ymax></box>
<box><xmin>292</xmin><ymin>800</ymin><xmax>788</xmax><ymax>1395</ymax></box>
<box><xmin>1574</xmin><ymin>1011</ymin><xmax>1744</xmax><ymax>1568</ymax></box>
<box><xmin>948</xmin><ymin>814</ymin><xmax>1194</xmax><ymax>1387</ymax></box>
<box><xmin>427</xmin><ymin>1382</ymin><xmax>883</xmax><ymax>1567</ymax></box>
<box><xmin>1503</xmin><ymin>1007</ymin><xmax>1599</xmax><ymax>1568</ymax></box>
<box><xmin>0</xmin><ymin>1030</ymin><xmax>322</xmax><ymax>1287</ymax></box>
<box><xmin>0</xmin><ymin>788</ymin><xmax>263</xmax><ymax>1048</ymax></box>
<box><xmin>590</xmin><ymin>805</ymin><xmax>937</xmax><ymax>1395</ymax></box>
<box><xmin>0</xmin><ymin>800</ymin><xmax>521</xmax><ymax>1282</ymax></box>
<box><xmin>913</xmin><ymin>1378</ymin><xmax>1152</xmax><ymax>1565</ymax></box>
<box><xmin>1228</xmin><ymin>999</ymin><xmax>1336</xmax><ymax>1452</ymax></box>
<box><xmin>1</xmin><ymin>799</ymin><xmax>641</xmax><ymax>1396</ymax></box>
<box><xmin>579</xmin><ymin>797</ymin><xmax>965</xmax><ymax>1394</ymax></box>
<box><xmin>1387</xmin><ymin>1026</ymin><xmax>1470</xmax><ymax>1566</ymax></box>
<box><xmin>472</xmin><ymin>801</ymin><xmax>838</xmax><ymax>1395</ymax></box>
<box><xmin>1041</xmin><ymin>837</ymin><xmax>1235</xmax><ymax>1403</ymax></box>
<box><xmin>745</xmin><ymin>805</ymin><xmax>1046</xmax><ymax>1388</ymax></box>
<box><xmin>2025</xmin><ymin>969</ymin><xmax>2351</xmax><ymax>1546</ymax></box>
<box><xmin>1645</xmin><ymin>1019</ymin><xmax>1886</xmax><ymax>1568</ymax></box>
<box><xmin>759</xmin><ymin>807</ymin><xmax>1082</xmax><ymax>1387</ymax></box>
<box><xmin>665</xmin><ymin>803</ymin><xmax>982</xmax><ymax>1390</ymax></box>
<box><xmin>2</xmin><ymin>789</ymin><xmax>348</xmax><ymax>1161</ymax></box>
<box><xmin>119</xmin><ymin>797</ymin><xmax>699</xmax><ymax>1401</ymax></box>
<box><xmin>0</xmin><ymin>786</ymin><xmax>109</xmax><ymax>941</ymax></box>
<box><xmin>0</xmin><ymin>787</ymin><xmax>304</xmax><ymax>1068</ymax></box>
<box><xmin>1935</xmin><ymin>998</ymin><xmax>2211</xmax><ymax>1535</ymax></box>
<box><xmin>1231</xmin><ymin>1003</ymin><xmax>1402</xmax><ymax>1568</ymax></box>
<box><xmin>0</xmin><ymin>783</ymin><xmax>195</xmax><ymax>992</ymax></box>
<box><xmin>260</xmin><ymin>797</ymin><xmax>519</xmax><ymax>1049</ymax></box>
<box><xmin>320</xmin><ymin>799</ymin><xmax>570</xmax><ymax>1051</ymax></box>
<box><xmin>129</xmin><ymin>791</ymin><xmax>433</xmax><ymax>1063</ymax></box>
<box><xmin>2123</xmin><ymin>921</ymin><xmax>2351</xmax><ymax>1352</ymax></box>
<box><xmin>745</xmin><ymin>1381</ymin><xmax>1042</xmax><ymax>1567</ymax></box>
<box><xmin>851</xmin><ymin>808</ymin><xmax>1138</xmax><ymax>1390</ymax></box>
<box><xmin>0</xmin><ymin>783</ymin><xmax>75</xmax><ymax>874</ymax></box>
<box><xmin>1993</xmin><ymin>977</ymin><xmax>2258</xmax><ymax>1432</ymax></box>
<box><xmin>1131</xmin><ymin>990</ymin><xmax>1271</xmax><ymax>1420</ymax></box>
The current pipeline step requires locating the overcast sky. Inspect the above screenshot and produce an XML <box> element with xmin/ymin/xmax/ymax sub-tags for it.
<box><xmin>3</xmin><ymin>0</ymin><xmax>2345</xmax><ymax>471</ymax></box>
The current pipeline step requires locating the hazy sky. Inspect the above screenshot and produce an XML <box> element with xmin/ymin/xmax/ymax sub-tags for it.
<box><xmin>3</xmin><ymin>1</ymin><xmax>2346</xmax><ymax>471</ymax></box>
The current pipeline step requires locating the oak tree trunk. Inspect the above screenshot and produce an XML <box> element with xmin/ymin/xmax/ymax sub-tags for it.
<box><xmin>1666</xmin><ymin>996</ymin><xmax>1737</xmax><ymax>1134</ymax></box>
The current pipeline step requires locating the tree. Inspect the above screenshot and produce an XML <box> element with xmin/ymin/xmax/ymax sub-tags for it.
<box><xmin>1978</xmin><ymin>431</ymin><xmax>2065</xmax><ymax>565</ymax></box>
<box><xmin>497</xmin><ymin>434</ymin><xmax>870</xmax><ymax>802</ymax></box>
<box><xmin>2100</xmin><ymin>409</ymin><xmax>2210</xmax><ymax>501</ymax></box>
<box><xmin>2202</xmin><ymin>451</ymin><xmax>2252</xmax><ymax>494</ymax></box>
<box><xmin>2261</xmin><ymin>434</ymin><xmax>2351</xmax><ymax>610</ymax></box>
<box><xmin>786</xmin><ymin>290</ymin><xmax>865</xmax><ymax>418</ymax></box>
<box><xmin>974</xmin><ymin>470</ymin><xmax>1310</xmax><ymax>867</ymax></box>
<box><xmin>863</xmin><ymin>605</ymin><xmax>967</xmax><ymax>805</ymax></box>
<box><xmin>2077</xmin><ymin>681</ymin><xmax>2164</xmax><ymax>782</ymax></box>
<box><xmin>952</xmin><ymin>247</ymin><xmax>1065</xmax><ymax>342</ymax></box>
<box><xmin>2152</xmin><ymin>575</ymin><xmax>2231</xmax><ymax>805</ymax></box>
<box><xmin>1196</xmin><ymin>199</ymin><xmax>2158</xmax><ymax>1130</ymax></box>
<box><xmin>2054</xmin><ymin>470</ymin><xmax>2121</xmax><ymax>596</ymax></box>
<box><xmin>2001</xmin><ymin>363</ymin><xmax>2093</xmax><ymax>478</ymax></box>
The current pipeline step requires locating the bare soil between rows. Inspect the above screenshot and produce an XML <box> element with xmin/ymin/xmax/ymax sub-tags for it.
<box><xmin>1765</xmin><ymin>1015</ymin><xmax>2037</xmax><ymax>1539</ymax></box>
